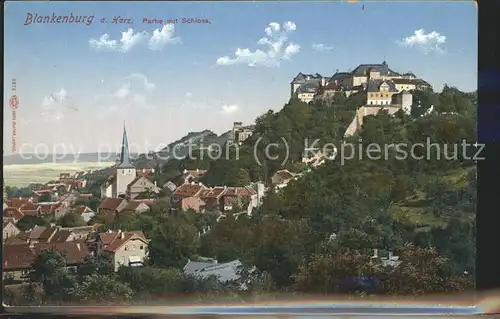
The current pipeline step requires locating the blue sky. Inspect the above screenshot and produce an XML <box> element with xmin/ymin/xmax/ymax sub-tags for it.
<box><xmin>4</xmin><ymin>1</ymin><xmax>477</xmax><ymax>154</ymax></box>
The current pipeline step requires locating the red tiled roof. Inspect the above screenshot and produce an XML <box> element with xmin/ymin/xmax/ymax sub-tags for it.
<box><xmin>98</xmin><ymin>197</ymin><xmax>125</xmax><ymax>210</ymax></box>
<box><xmin>105</xmin><ymin>232</ymin><xmax>147</xmax><ymax>253</ymax></box>
<box><xmin>36</xmin><ymin>202</ymin><xmax>62</xmax><ymax>214</ymax></box>
<box><xmin>183</xmin><ymin>169</ymin><xmax>208</xmax><ymax>179</ymax></box>
<box><xmin>32</xmin><ymin>242</ymin><xmax>89</xmax><ymax>265</ymax></box>
<box><xmin>3</xmin><ymin>244</ymin><xmax>36</xmax><ymax>270</ymax></box>
<box><xmin>272</xmin><ymin>169</ymin><xmax>295</xmax><ymax>184</ymax></box>
<box><xmin>6</xmin><ymin>198</ymin><xmax>31</xmax><ymax>208</ymax></box>
<box><xmin>122</xmin><ymin>200</ymin><xmax>142</xmax><ymax>211</ymax></box>
<box><xmin>174</xmin><ymin>183</ymin><xmax>206</xmax><ymax>197</ymax></box>
<box><xmin>73</xmin><ymin>205</ymin><xmax>92</xmax><ymax>215</ymax></box>
<box><xmin>50</xmin><ymin>230</ymin><xmax>72</xmax><ymax>243</ymax></box>
<box><xmin>203</xmin><ymin>187</ymin><xmax>226</xmax><ymax>199</ymax></box>
<box><xmin>3</xmin><ymin>208</ymin><xmax>24</xmax><ymax>220</ymax></box>
<box><xmin>98</xmin><ymin>231</ymin><xmax>147</xmax><ymax>252</ymax></box>
<box><xmin>223</xmin><ymin>187</ymin><xmax>238</xmax><ymax>196</ymax></box>
<box><xmin>122</xmin><ymin>200</ymin><xmax>152</xmax><ymax>211</ymax></box>
<box><xmin>38</xmin><ymin>226</ymin><xmax>58</xmax><ymax>241</ymax></box>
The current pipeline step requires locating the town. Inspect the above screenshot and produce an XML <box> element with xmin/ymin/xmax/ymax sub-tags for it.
<box><xmin>2</xmin><ymin>59</ymin><xmax>477</xmax><ymax>305</ymax></box>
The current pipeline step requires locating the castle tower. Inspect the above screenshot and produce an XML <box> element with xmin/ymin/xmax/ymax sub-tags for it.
<box><xmin>115</xmin><ymin>123</ymin><xmax>137</xmax><ymax>197</ymax></box>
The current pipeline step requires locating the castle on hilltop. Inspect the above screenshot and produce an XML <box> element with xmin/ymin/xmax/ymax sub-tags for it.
<box><xmin>290</xmin><ymin>61</ymin><xmax>431</xmax><ymax>107</ymax></box>
<box><xmin>291</xmin><ymin>61</ymin><xmax>432</xmax><ymax>138</ymax></box>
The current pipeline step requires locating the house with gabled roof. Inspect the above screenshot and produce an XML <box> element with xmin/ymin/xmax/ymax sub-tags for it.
<box><xmin>95</xmin><ymin>230</ymin><xmax>149</xmax><ymax>271</ymax></box>
<box><xmin>180</xmin><ymin>169</ymin><xmax>208</xmax><ymax>183</ymax></box>
<box><xmin>3</xmin><ymin>221</ymin><xmax>20</xmax><ymax>241</ymax></box>
<box><xmin>271</xmin><ymin>169</ymin><xmax>298</xmax><ymax>190</ymax></box>
<box><xmin>121</xmin><ymin>199</ymin><xmax>153</xmax><ymax>215</ymax></box>
<box><xmin>290</xmin><ymin>72</ymin><xmax>329</xmax><ymax>99</ymax></box>
<box><xmin>98</xmin><ymin>197</ymin><xmax>127</xmax><ymax>217</ymax></box>
<box><xmin>126</xmin><ymin>175</ymin><xmax>161</xmax><ymax>199</ymax></box>
<box><xmin>366</xmin><ymin>79</ymin><xmax>399</xmax><ymax>105</ymax></box>
<box><xmin>173</xmin><ymin>182</ymin><xmax>207</xmax><ymax>202</ymax></box>
<box><xmin>3</xmin><ymin>241</ymin><xmax>89</xmax><ymax>283</ymax></box>
<box><xmin>72</xmin><ymin>205</ymin><xmax>96</xmax><ymax>223</ymax></box>
<box><xmin>3</xmin><ymin>207</ymin><xmax>25</xmax><ymax>223</ymax></box>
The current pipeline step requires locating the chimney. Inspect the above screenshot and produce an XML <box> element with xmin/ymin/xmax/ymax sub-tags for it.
<box><xmin>388</xmin><ymin>251</ymin><xmax>393</xmax><ymax>259</ymax></box>
<box><xmin>321</xmin><ymin>77</ymin><xmax>326</xmax><ymax>86</ymax></box>
<box><xmin>372</xmin><ymin>249</ymin><xmax>378</xmax><ymax>258</ymax></box>
<box><xmin>154</xmin><ymin>181</ymin><xmax>157</xmax><ymax>187</ymax></box>
<box><xmin>121</xmin><ymin>232</ymin><xmax>125</xmax><ymax>239</ymax></box>
<box><xmin>76</xmin><ymin>243</ymin><xmax>81</xmax><ymax>251</ymax></box>
<box><xmin>196</xmin><ymin>168</ymin><xmax>199</xmax><ymax>173</ymax></box>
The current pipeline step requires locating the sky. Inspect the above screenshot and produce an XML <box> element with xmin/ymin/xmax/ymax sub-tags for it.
<box><xmin>3</xmin><ymin>1</ymin><xmax>477</xmax><ymax>154</ymax></box>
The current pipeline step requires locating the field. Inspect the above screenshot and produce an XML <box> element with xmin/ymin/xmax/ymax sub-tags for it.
<box><xmin>3</xmin><ymin>162</ymin><xmax>114</xmax><ymax>187</ymax></box>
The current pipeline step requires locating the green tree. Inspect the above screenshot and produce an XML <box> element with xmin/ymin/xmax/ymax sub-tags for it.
<box><xmin>77</xmin><ymin>253</ymin><xmax>114</xmax><ymax>281</ymax></box>
<box><xmin>28</xmin><ymin>250</ymin><xmax>75</xmax><ymax>302</ymax></box>
<box><xmin>68</xmin><ymin>273</ymin><xmax>133</xmax><ymax>304</ymax></box>
<box><xmin>17</xmin><ymin>215</ymin><xmax>48</xmax><ymax>231</ymax></box>
<box><xmin>58</xmin><ymin>212</ymin><xmax>86</xmax><ymax>227</ymax></box>
<box><xmin>117</xmin><ymin>266</ymin><xmax>185</xmax><ymax>297</ymax></box>
<box><xmin>148</xmin><ymin>216</ymin><xmax>200</xmax><ymax>268</ymax></box>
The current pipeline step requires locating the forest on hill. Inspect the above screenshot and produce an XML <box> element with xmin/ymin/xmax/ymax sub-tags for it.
<box><xmin>5</xmin><ymin>85</ymin><xmax>477</xmax><ymax>305</ymax></box>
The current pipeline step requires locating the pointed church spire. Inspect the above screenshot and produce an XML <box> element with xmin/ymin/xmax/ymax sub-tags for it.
<box><xmin>117</xmin><ymin>122</ymin><xmax>135</xmax><ymax>168</ymax></box>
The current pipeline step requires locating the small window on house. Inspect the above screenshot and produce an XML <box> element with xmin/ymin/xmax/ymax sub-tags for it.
<box><xmin>124</xmin><ymin>246</ymin><xmax>128</xmax><ymax>251</ymax></box>
<box><xmin>140</xmin><ymin>245</ymin><xmax>144</xmax><ymax>250</ymax></box>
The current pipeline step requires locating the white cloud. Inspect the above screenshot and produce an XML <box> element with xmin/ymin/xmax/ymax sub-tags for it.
<box><xmin>398</xmin><ymin>29</ymin><xmax>446</xmax><ymax>54</ymax></box>
<box><xmin>185</xmin><ymin>92</ymin><xmax>193</xmax><ymax>98</ymax></box>
<box><xmin>99</xmin><ymin>74</ymin><xmax>157</xmax><ymax>115</ymax></box>
<box><xmin>312</xmin><ymin>43</ymin><xmax>333</xmax><ymax>51</ymax></box>
<box><xmin>220</xmin><ymin>104</ymin><xmax>240</xmax><ymax>114</ymax></box>
<box><xmin>148</xmin><ymin>24</ymin><xmax>181</xmax><ymax>50</ymax></box>
<box><xmin>89</xmin><ymin>24</ymin><xmax>181</xmax><ymax>52</ymax></box>
<box><xmin>41</xmin><ymin>88</ymin><xmax>77</xmax><ymax>121</ymax></box>
<box><xmin>216</xmin><ymin>21</ymin><xmax>300</xmax><ymax>67</ymax></box>
<box><xmin>127</xmin><ymin>73</ymin><xmax>156</xmax><ymax>91</ymax></box>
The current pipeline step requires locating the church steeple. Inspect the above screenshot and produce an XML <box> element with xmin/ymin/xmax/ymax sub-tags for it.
<box><xmin>117</xmin><ymin>122</ymin><xmax>134</xmax><ymax>168</ymax></box>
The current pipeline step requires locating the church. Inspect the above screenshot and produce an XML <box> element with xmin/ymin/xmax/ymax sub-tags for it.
<box><xmin>100</xmin><ymin>125</ymin><xmax>160</xmax><ymax>199</ymax></box>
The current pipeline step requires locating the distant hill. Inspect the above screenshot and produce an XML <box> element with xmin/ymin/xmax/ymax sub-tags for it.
<box><xmin>4</xmin><ymin>130</ymin><xmax>232</xmax><ymax>167</ymax></box>
<box><xmin>3</xmin><ymin>153</ymin><xmax>129</xmax><ymax>166</ymax></box>
<box><xmin>133</xmin><ymin>130</ymin><xmax>232</xmax><ymax>169</ymax></box>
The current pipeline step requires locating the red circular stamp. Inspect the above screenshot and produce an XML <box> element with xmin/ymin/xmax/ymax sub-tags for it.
<box><xmin>9</xmin><ymin>95</ymin><xmax>19</xmax><ymax>109</ymax></box>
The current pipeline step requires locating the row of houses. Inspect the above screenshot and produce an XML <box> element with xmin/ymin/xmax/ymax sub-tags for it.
<box><xmin>3</xmin><ymin>193</ymin><xmax>96</xmax><ymax>226</ymax></box>
<box><xmin>3</xmin><ymin>227</ymin><xmax>150</xmax><ymax>282</ymax></box>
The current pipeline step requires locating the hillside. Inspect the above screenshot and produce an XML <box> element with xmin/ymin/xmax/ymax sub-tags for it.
<box><xmin>132</xmin><ymin>130</ymin><xmax>232</xmax><ymax>169</ymax></box>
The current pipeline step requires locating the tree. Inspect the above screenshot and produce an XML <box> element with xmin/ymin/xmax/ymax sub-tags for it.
<box><xmin>293</xmin><ymin>250</ymin><xmax>378</xmax><ymax>294</ymax></box>
<box><xmin>28</xmin><ymin>250</ymin><xmax>75</xmax><ymax>302</ymax></box>
<box><xmin>248</xmin><ymin>217</ymin><xmax>318</xmax><ymax>288</ymax></box>
<box><xmin>148</xmin><ymin>216</ymin><xmax>200</xmax><ymax>268</ymax></box>
<box><xmin>375</xmin><ymin>243</ymin><xmax>472</xmax><ymax>295</ymax></box>
<box><xmin>17</xmin><ymin>215</ymin><xmax>48</xmax><ymax>231</ymax></box>
<box><xmin>58</xmin><ymin>212</ymin><xmax>86</xmax><ymax>227</ymax></box>
<box><xmin>68</xmin><ymin>273</ymin><xmax>133</xmax><ymax>304</ymax></box>
<box><xmin>77</xmin><ymin>253</ymin><xmax>114</xmax><ymax>281</ymax></box>
<box><xmin>117</xmin><ymin>266</ymin><xmax>185</xmax><ymax>296</ymax></box>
